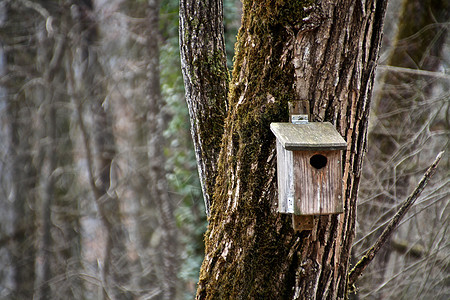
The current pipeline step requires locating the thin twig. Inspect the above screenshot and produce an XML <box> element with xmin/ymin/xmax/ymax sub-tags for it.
<box><xmin>377</xmin><ymin>65</ymin><xmax>450</xmax><ymax>80</ymax></box>
<box><xmin>18</xmin><ymin>0</ymin><xmax>50</xmax><ymax>19</ymax></box>
<box><xmin>348</xmin><ymin>151</ymin><xmax>444</xmax><ymax>286</ymax></box>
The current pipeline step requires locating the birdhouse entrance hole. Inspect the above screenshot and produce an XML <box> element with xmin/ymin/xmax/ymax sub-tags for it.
<box><xmin>310</xmin><ymin>154</ymin><xmax>327</xmax><ymax>169</ymax></box>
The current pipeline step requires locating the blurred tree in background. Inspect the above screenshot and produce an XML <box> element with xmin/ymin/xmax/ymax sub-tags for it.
<box><xmin>0</xmin><ymin>0</ymin><xmax>447</xmax><ymax>299</ymax></box>
<box><xmin>354</xmin><ymin>0</ymin><xmax>448</xmax><ymax>299</ymax></box>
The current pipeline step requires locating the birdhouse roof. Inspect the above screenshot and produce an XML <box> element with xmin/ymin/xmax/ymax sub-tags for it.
<box><xmin>270</xmin><ymin>122</ymin><xmax>347</xmax><ymax>151</ymax></box>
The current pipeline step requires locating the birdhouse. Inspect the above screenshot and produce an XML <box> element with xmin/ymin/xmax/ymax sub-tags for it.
<box><xmin>270</xmin><ymin>122</ymin><xmax>347</xmax><ymax>215</ymax></box>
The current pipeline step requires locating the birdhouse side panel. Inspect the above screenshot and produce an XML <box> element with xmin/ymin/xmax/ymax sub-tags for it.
<box><xmin>293</xmin><ymin>150</ymin><xmax>343</xmax><ymax>215</ymax></box>
<box><xmin>276</xmin><ymin>141</ymin><xmax>294</xmax><ymax>213</ymax></box>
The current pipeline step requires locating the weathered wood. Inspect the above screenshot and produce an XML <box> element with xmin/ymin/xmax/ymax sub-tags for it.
<box><xmin>276</xmin><ymin>146</ymin><xmax>344</xmax><ymax>216</ymax></box>
<box><xmin>288</xmin><ymin>100</ymin><xmax>314</xmax><ymax>230</ymax></box>
<box><xmin>289</xmin><ymin>100</ymin><xmax>310</xmax><ymax>124</ymax></box>
<box><xmin>276</xmin><ymin>140</ymin><xmax>294</xmax><ymax>213</ymax></box>
<box><xmin>270</xmin><ymin>122</ymin><xmax>347</xmax><ymax>151</ymax></box>
<box><xmin>293</xmin><ymin>150</ymin><xmax>343</xmax><ymax>215</ymax></box>
<box><xmin>272</xmin><ymin>121</ymin><xmax>345</xmax><ymax>216</ymax></box>
<box><xmin>292</xmin><ymin>214</ymin><xmax>315</xmax><ymax>231</ymax></box>
<box><xmin>289</xmin><ymin>100</ymin><xmax>310</xmax><ymax>117</ymax></box>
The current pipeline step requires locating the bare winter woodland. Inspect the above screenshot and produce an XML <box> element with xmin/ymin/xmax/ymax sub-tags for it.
<box><xmin>0</xmin><ymin>0</ymin><xmax>448</xmax><ymax>299</ymax></box>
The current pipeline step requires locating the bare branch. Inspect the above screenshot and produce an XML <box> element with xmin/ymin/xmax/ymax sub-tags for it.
<box><xmin>17</xmin><ymin>0</ymin><xmax>55</xmax><ymax>38</ymax></box>
<box><xmin>348</xmin><ymin>150</ymin><xmax>445</xmax><ymax>286</ymax></box>
<box><xmin>17</xmin><ymin>0</ymin><xmax>50</xmax><ymax>19</ymax></box>
<box><xmin>65</xmin><ymin>56</ymin><xmax>101</xmax><ymax>200</ymax></box>
<box><xmin>377</xmin><ymin>65</ymin><xmax>450</xmax><ymax>79</ymax></box>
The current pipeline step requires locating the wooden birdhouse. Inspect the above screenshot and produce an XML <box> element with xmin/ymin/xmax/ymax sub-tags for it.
<box><xmin>270</xmin><ymin>122</ymin><xmax>347</xmax><ymax>216</ymax></box>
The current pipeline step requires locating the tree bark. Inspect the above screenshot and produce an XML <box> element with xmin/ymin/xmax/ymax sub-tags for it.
<box><xmin>180</xmin><ymin>1</ymin><xmax>388</xmax><ymax>299</ymax></box>
<box><xmin>179</xmin><ymin>0</ymin><xmax>229</xmax><ymax>216</ymax></box>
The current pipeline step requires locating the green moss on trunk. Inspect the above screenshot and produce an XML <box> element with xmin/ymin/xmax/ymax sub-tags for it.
<box><xmin>199</xmin><ymin>1</ymin><xmax>316</xmax><ymax>298</ymax></box>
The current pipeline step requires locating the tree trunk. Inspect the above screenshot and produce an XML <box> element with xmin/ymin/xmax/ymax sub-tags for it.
<box><xmin>179</xmin><ymin>0</ymin><xmax>229</xmax><ymax>216</ymax></box>
<box><xmin>8</xmin><ymin>81</ymin><xmax>38</xmax><ymax>300</ymax></box>
<box><xmin>6</xmin><ymin>56</ymin><xmax>38</xmax><ymax>300</ymax></box>
<box><xmin>1</xmin><ymin>2</ymin><xmax>40</xmax><ymax>298</ymax></box>
<box><xmin>35</xmin><ymin>12</ymin><xmax>67</xmax><ymax>299</ymax></box>
<box><xmin>368</xmin><ymin>0</ymin><xmax>448</xmax><ymax>199</ymax></box>
<box><xmin>146</xmin><ymin>1</ymin><xmax>179</xmax><ymax>298</ymax></box>
<box><xmin>180</xmin><ymin>1</ymin><xmax>388</xmax><ymax>298</ymax></box>
<box><xmin>72</xmin><ymin>1</ymin><xmax>133</xmax><ymax>298</ymax></box>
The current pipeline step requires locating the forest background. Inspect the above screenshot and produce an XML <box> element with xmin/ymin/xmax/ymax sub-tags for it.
<box><xmin>0</xmin><ymin>0</ymin><xmax>448</xmax><ymax>299</ymax></box>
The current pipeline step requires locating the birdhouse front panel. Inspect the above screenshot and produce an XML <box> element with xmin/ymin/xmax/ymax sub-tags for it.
<box><xmin>293</xmin><ymin>150</ymin><xmax>343</xmax><ymax>215</ymax></box>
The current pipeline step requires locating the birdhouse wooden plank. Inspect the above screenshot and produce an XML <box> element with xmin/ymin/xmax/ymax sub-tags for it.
<box><xmin>270</xmin><ymin>122</ymin><xmax>347</xmax><ymax>215</ymax></box>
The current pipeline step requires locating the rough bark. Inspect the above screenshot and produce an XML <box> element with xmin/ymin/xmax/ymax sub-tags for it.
<box><xmin>181</xmin><ymin>1</ymin><xmax>387</xmax><ymax>299</ymax></box>
<box><xmin>179</xmin><ymin>0</ymin><xmax>229</xmax><ymax>216</ymax></box>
